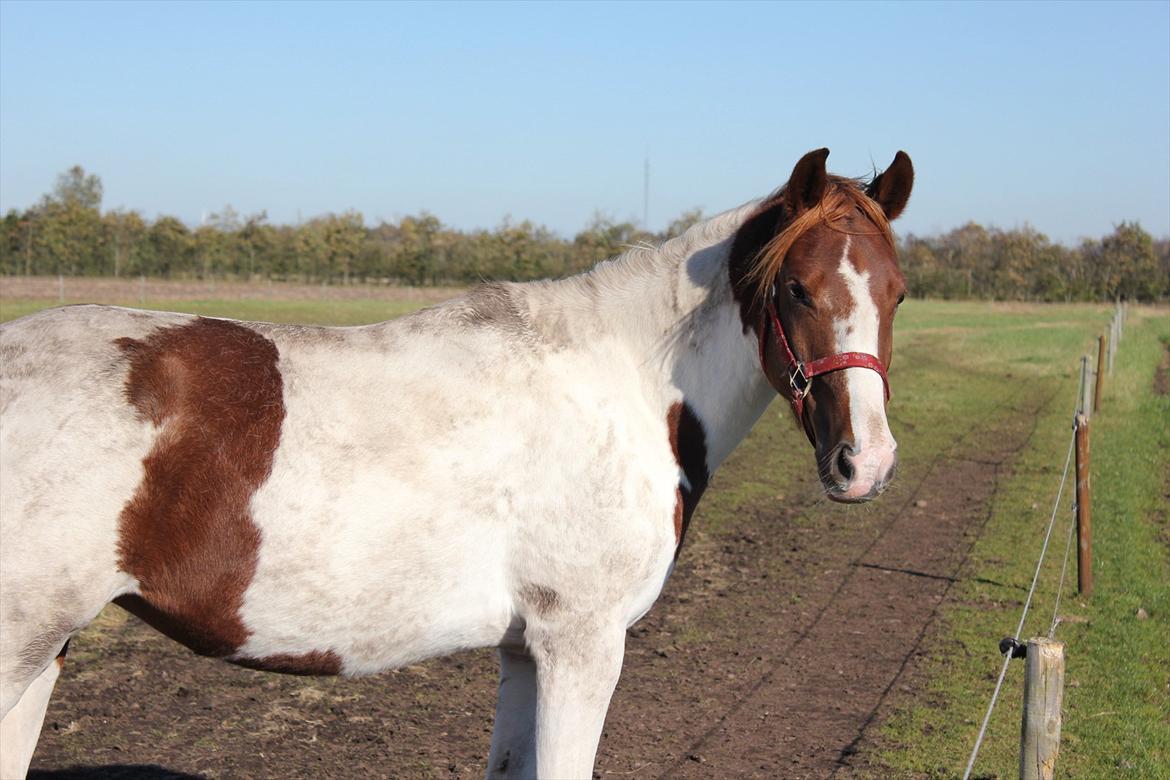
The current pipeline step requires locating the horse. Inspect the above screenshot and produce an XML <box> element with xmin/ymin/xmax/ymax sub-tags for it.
<box><xmin>0</xmin><ymin>148</ymin><xmax>913</xmax><ymax>779</ymax></box>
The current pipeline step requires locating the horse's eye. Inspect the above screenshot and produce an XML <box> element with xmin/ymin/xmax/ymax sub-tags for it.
<box><xmin>896</xmin><ymin>292</ymin><xmax>906</xmax><ymax>306</ymax></box>
<box><xmin>788</xmin><ymin>281</ymin><xmax>811</xmax><ymax>305</ymax></box>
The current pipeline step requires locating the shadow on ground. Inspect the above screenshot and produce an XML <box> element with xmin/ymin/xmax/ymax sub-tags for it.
<box><xmin>30</xmin><ymin>766</ymin><xmax>206</xmax><ymax>780</ymax></box>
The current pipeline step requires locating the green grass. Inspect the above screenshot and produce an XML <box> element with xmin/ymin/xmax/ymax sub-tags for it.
<box><xmin>872</xmin><ymin>306</ymin><xmax>1170</xmax><ymax>779</ymax></box>
<box><xmin>0</xmin><ymin>297</ymin><xmax>431</xmax><ymax>326</ymax></box>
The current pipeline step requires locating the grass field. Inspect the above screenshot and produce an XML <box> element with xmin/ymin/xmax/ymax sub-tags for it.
<box><xmin>0</xmin><ymin>275</ymin><xmax>461</xmax><ymax>325</ymax></box>
<box><xmin>871</xmin><ymin>303</ymin><xmax>1170</xmax><ymax>779</ymax></box>
<box><xmin>3</xmin><ymin>282</ymin><xmax>1167</xmax><ymax>777</ymax></box>
<box><xmin>0</xmin><ymin>296</ymin><xmax>435</xmax><ymax>327</ymax></box>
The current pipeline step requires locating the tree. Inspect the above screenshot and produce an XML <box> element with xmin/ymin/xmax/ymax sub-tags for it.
<box><xmin>322</xmin><ymin>211</ymin><xmax>365</xmax><ymax>284</ymax></box>
<box><xmin>571</xmin><ymin>212</ymin><xmax>653</xmax><ymax>274</ymax></box>
<box><xmin>663</xmin><ymin>208</ymin><xmax>705</xmax><ymax>240</ymax></box>
<box><xmin>1</xmin><ymin>165</ymin><xmax>1164</xmax><ymax>301</ymax></box>
<box><xmin>146</xmin><ymin>216</ymin><xmax>194</xmax><ymax>277</ymax></box>
<box><xmin>239</xmin><ymin>212</ymin><xmax>274</xmax><ymax>279</ymax></box>
<box><xmin>0</xmin><ymin>210</ymin><xmax>24</xmax><ymax>276</ymax></box>
<box><xmin>392</xmin><ymin>213</ymin><xmax>442</xmax><ymax>286</ymax></box>
<box><xmin>36</xmin><ymin>200</ymin><xmax>105</xmax><ymax>274</ymax></box>
<box><xmin>1155</xmin><ymin>239</ymin><xmax>1170</xmax><ymax>299</ymax></box>
<box><xmin>294</xmin><ymin>219</ymin><xmax>328</xmax><ymax>281</ymax></box>
<box><xmin>103</xmin><ymin>209</ymin><xmax>147</xmax><ymax>277</ymax></box>
<box><xmin>1098</xmin><ymin>222</ymin><xmax>1159</xmax><ymax>301</ymax></box>
<box><xmin>51</xmin><ymin>166</ymin><xmax>103</xmax><ymax>211</ymax></box>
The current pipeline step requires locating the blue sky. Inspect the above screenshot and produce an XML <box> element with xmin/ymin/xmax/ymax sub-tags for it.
<box><xmin>1</xmin><ymin>1</ymin><xmax>1167</xmax><ymax>244</ymax></box>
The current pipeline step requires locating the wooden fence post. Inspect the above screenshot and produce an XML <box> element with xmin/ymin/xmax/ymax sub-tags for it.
<box><xmin>1093</xmin><ymin>335</ymin><xmax>1106</xmax><ymax>412</ymax></box>
<box><xmin>1019</xmin><ymin>638</ymin><xmax>1066</xmax><ymax>780</ymax></box>
<box><xmin>1078</xmin><ymin>357</ymin><xmax>1091</xmax><ymax>420</ymax></box>
<box><xmin>1075</xmin><ymin>414</ymin><xmax>1092</xmax><ymax>597</ymax></box>
<box><xmin>1107</xmin><ymin>317</ymin><xmax>1116</xmax><ymax>375</ymax></box>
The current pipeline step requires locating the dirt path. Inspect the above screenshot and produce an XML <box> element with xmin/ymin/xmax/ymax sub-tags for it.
<box><xmin>27</xmin><ymin>387</ymin><xmax>1051</xmax><ymax>780</ymax></box>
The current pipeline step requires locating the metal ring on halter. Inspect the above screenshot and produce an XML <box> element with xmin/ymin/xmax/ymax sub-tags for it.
<box><xmin>789</xmin><ymin>362</ymin><xmax>811</xmax><ymax>400</ymax></box>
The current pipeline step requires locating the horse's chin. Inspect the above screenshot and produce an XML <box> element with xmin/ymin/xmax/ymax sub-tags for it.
<box><xmin>823</xmin><ymin>480</ymin><xmax>888</xmax><ymax>504</ymax></box>
<box><xmin>826</xmin><ymin>490</ymin><xmax>875</xmax><ymax>505</ymax></box>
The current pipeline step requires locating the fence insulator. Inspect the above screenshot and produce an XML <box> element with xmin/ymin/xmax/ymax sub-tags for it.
<box><xmin>999</xmin><ymin>636</ymin><xmax>1027</xmax><ymax>658</ymax></box>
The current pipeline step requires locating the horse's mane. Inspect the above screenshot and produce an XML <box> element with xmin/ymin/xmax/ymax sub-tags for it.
<box><xmin>541</xmin><ymin>176</ymin><xmax>892</xmax><ymax>310</ymax></box>
<box><xmin>557</xmin><ymin>201</ymin><xmax>761</xmax><ymax>299</ymax></box>
<box><xmin>747</xmin><ymin>175</ymin><xmax>894</xmax><ymax>303</ymax></box>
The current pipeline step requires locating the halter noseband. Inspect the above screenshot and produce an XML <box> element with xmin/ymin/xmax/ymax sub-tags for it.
<box><xmin>756</xmin><ymin>285</ymin><xmax>890</xmax><ymax>420</ymax></box>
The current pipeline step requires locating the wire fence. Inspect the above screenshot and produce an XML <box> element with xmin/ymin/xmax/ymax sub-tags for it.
<box><xmin>960</xmin><ymin>302</ymin><xmax>1124</xmax><ymax>779</ymax></box>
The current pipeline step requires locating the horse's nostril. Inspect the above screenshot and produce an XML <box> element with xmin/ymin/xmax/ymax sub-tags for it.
<box><xmin>835</xmin><ymin>445</ymin><xmax>854</xmax><ymax>482</ymax></box>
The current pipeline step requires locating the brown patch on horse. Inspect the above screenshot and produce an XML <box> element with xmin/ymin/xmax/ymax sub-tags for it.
<box><xmin>232</xmin><ymin>650</ymin><xmax>343</xmax><ymax>676</ymax></box>
<box><xmin>518</xmin><ymin>584</ymin><xmax>562</xmax><ymax>617</ymax></box>
<box><xmin>666</xmin><ymin>402</ymin><xmax>709</xmax><ymax>551</ymax></box>
<box><xmin>113</xmin><ymin>318</ymin><xmax>284</xmax><ymax>659</ymax></box>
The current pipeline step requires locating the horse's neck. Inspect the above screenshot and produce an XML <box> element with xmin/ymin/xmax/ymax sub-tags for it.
<box><xmin>654</xmin><ymin>233</ymin><xmax>776</xmax><ymax>471</ymax></box>
<box><xmin>523</xmin><ymin>208</ymin><xmax>775</xmax><ymax>473</ymax></box>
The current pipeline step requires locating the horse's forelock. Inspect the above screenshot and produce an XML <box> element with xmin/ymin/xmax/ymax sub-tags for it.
<box><xmin>747</xmin><ymin>177</ymin><xmax>895</xmax><ymax>304</ymax></box>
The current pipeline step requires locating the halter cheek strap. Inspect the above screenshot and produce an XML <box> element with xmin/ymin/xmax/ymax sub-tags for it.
<box><xmin>756</xmin><ymin>292</ymin><xmax>890</xmax><ymax>420</ymax></box>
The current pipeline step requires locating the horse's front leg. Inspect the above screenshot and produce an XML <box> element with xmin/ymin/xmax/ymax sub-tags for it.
<box><xmin>486</xmin><ymin>647</ymin><xmax>538</xmax><ymax>779</ymax></box>
<box><xmin>527</xmin><ymin>613</ymin><xmax>626</xmax><ymax>780</ymax></box>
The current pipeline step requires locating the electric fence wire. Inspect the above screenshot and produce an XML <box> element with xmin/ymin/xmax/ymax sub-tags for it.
<box><xmin>1049</xmin><ymin>495</ymin><xmax>1079</xmax><ymax>640</ymax></box>
<box><xmin>960</xmin><ymin>422</ymin><xmax>1078</xmax><ymax>780</ymax></box>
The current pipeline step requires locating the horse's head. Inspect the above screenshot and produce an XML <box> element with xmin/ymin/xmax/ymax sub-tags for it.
<box><xmin>730</xmin><ymin>148</ymin><xmax>914</xmax><ymax>503</ymax></box>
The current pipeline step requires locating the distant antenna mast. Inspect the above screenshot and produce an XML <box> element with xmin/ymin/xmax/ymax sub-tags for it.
<box><xmin>643</xmin><ymin>150</ymin><xmax>650</xmax><ymax>229</ymax></box>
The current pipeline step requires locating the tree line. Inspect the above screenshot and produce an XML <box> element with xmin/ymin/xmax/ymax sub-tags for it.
<box><xmin>3</xmin><ymin>166</ymin><xmax>1167</xmax><ymax>301</ymax></box>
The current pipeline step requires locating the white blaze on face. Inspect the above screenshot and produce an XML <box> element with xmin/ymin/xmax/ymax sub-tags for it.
<box><xmin>832</xmin><ymin>237</ymin><xmax>897</xmax><ymax>498</ymax></box>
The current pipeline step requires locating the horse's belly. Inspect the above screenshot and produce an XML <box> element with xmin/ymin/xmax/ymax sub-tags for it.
<box><xmin>236</xmin><ymin>492</ymin><xmax>514</xmax><ymax>676</ymax></box>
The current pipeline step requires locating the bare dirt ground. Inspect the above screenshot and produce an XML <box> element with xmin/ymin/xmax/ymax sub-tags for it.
<box><xmin>23</xmin><ymin>373</ymin><xmax>1053</xmax><ymax>779</ymax></box>
<box><xmin>0</xmin><ymin>275</ymin><xmax>463</xmax><ymax>304</ymax></box>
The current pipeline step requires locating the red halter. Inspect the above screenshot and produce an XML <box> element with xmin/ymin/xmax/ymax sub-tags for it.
<box><xmin>756</xmin><ymin>288</ymin><xmax>890</xmax><ymax>420</ymax></box>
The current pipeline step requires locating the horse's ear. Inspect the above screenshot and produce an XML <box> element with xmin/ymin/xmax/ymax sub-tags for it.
<box><xmin>867</xmin><ymin>151</ymin><xmax>914</xmax><ymax>221</ymax></box>
<box><xmin>783</xmin><ymin>148</ymin><xmax>830</xmax><ymax>214</ymax></box>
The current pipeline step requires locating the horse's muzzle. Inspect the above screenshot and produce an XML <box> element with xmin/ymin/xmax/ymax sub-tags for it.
<box><xmin>821</xmin><ymin>441</ymin><xmax>897</xmax><ymax>503</ymax></box>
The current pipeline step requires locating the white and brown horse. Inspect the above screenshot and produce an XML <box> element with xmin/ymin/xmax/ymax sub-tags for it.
<box><xmin>0</xmin><ymin>148</ymin><xmax>912</xmax><ymax>779</ymax></box>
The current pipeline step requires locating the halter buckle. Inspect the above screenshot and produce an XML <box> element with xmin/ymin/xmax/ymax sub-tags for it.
<box><xmin>789</xmin><ymin>362</ymin><xmax>811</xmax><ymax>400</ymax></box>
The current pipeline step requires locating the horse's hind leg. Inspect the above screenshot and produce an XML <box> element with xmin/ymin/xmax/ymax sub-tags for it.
<box><xmin>0</xmin><ymin>646</ymin><xmax>66</xmax><ymax>779</ymax></box>
<box><xmin>0</xmin><ymin>570</ymin><xmax>113</xmax><ymax>778</ymax></box>
<box><xmin>486</xmin><ymin>648</ymin><xmax>538</xmax><ymax>779</ymax></box>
